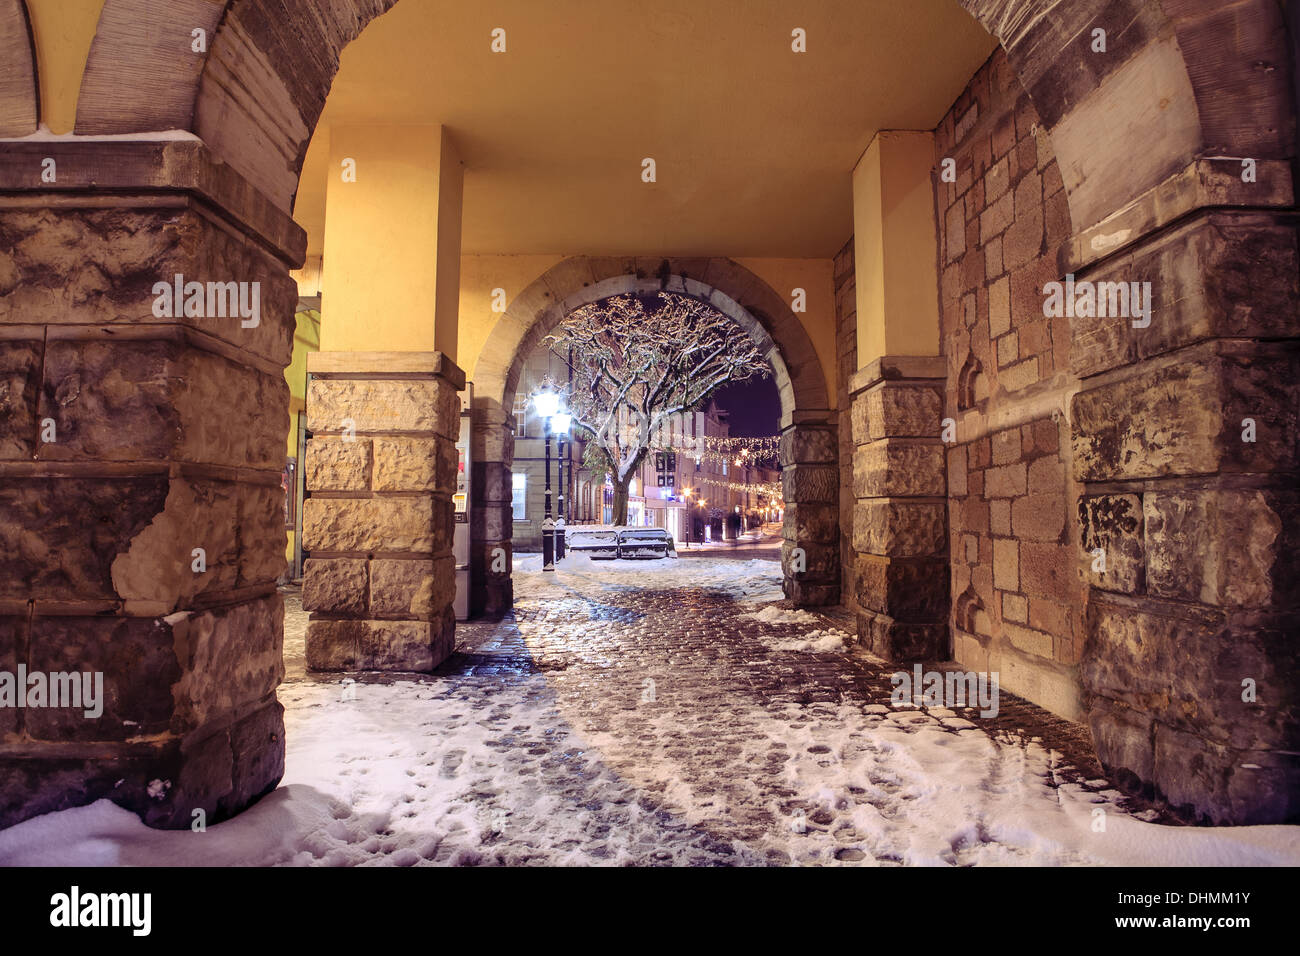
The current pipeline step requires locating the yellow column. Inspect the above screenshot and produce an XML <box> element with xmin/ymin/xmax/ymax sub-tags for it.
<box><xmin>25</xmin><ymin>0</ymin><xmax>105</xmax><ymax>134</ymax></box>
<box><xmin>851</xmin><ymin>130</ymin><xmax>941</xmax><ymax>367</ymax></box>
<box><xmin>320</xmin><ymin>125</ymin><xmax>463</xmax><ymax>359</ymax></box>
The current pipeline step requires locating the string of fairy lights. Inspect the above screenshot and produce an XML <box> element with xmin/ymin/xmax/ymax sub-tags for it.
<box><xmin>688</xmin><ymin>477</ymin><xmax>784</xmax><ymax>500</ymax></box>
<box><xmin>644</xmin><ymin>435</ymin><xmax>783</xmax><ymax>500</ymax></box>
<box><xmin>649</xmin><ymin>435</ymin><xmax>781</xmax><ymax>467</ymax></box>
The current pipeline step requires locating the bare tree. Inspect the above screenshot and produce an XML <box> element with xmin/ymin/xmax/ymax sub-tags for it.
<box><xmin>544</xmin><ymin>293</ymin><xmax>769</xmax><ymax>525</ymax></box>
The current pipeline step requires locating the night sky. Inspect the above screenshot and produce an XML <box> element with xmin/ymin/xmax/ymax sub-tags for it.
<box><xmin>711</xmin><ymin>372</ymin><xmax>781</xmax><ymax>437</ymax></box>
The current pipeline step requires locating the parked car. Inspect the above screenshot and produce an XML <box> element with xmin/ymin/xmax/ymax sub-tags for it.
<box><xmin>563</xmin><ymin>526</ymin><xmax>677</xmax><ymax>560</ymax></box>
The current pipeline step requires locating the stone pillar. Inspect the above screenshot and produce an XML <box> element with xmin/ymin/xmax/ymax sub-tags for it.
<box><xmin>471</xmin><ymin>401</ymin><xmax>515</xmax><ymax>617</ymax></box>
<box><xmin>850</xmin><ymin>357</ymin><xmax>949</xmax><ymax>660</ymax></box>
<box><xmin>849</xmin><ymin>131</ymin><xmax>949</xmax><ymax>660</ymax></box>
<box><xmin>781</xmin><ymin>416</ymin><xmax>840</xmax><ymax>606</ymax></box>
<box><xmin>0</xmin><ymin>140</ymin><xmax>298</xmax><ymax>829</ymax></box>
<box><xmin>302</xmin><ymin>352</ymin><xmax>463</xmax><ymax>671</ymax></box>
<box><xmin>1070</xmin><ymin>199</ymin><xmax>1300</xmax><ymax>823</ymax></box>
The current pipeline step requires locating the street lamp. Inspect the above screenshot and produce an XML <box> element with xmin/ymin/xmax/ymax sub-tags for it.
<box><xmin>552</xmin><ymin>411</ymin><xmax>571</xmax><ymax>561</ymax></box>
<box><xmin>533</xmin><ymin>388</ymin><xmax>562</xmax><ymax>571</ymax></box>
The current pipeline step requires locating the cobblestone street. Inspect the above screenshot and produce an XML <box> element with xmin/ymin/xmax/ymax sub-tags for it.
<box><xmin>265</xmin><ymin>558</ymin><xmax>1234</xmax><ymax>868</ymax></box>
<box><xmin>6</xmin><ymin>559</ymin><xmax>1298</xmax><ymax>867</ymax></box>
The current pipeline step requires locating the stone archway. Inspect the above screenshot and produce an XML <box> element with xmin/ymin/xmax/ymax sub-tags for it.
<box><xmin>467</xmin><ymin>257</ymin><xmax>839</xmax><ymax>616</ymax></box>
<box><xmin>0</xmin><ymin>0</ymin><xmax>37</xmax><ymax>137</ymax></box>
<box><xmin>0</xmin><ymin>0</ymin><xmax>1293</xmax><ymax>828</ymax></box>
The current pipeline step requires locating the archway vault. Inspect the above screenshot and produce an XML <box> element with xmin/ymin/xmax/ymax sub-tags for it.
<box><xmin>38</xmin><ymin>0</ymin><xmax>1284</xmax><ymax>249</ymax></box>
<box><xmin>465</xmin><ymin>256</ymin><xmax>840</xmax><ymax>616</ymax></box>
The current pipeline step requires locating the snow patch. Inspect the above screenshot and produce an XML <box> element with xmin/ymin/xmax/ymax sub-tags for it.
<box><xmin>740</xmin><ymin>606</ymin><xmax>820</xmax><ymax>625</ymax></box>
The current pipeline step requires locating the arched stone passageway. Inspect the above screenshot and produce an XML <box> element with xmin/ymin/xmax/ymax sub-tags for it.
<box><xmin>467</xmin><ymin>257</ymin><xmax>838</xmax><ymax>616</ymax></box>
<box><xmin>0</xmin><ymin>0</ymin><xmax>1295</xmax><ymax>832</ymax></box>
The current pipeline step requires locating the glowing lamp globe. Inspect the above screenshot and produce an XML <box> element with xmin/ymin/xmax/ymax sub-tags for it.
<box><xmin>532</xmin><ymin>389</ymin><xmax>561</xmax><ymax>419</ymax></box>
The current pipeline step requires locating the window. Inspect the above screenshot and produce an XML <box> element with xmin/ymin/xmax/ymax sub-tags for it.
<box><xmin>654</xmin><ymin>452</ymin><xmax>676</xmax><ymax>487</ymax></box>
<box><xmin>511</xmin><ymin>472</ymin><xmax>527</xmax><ymax>520</ymax></box>
<box><xmin>512</xmin><ymin>394</ymin><xmax>529</xmax><ymax>437</ymax></box>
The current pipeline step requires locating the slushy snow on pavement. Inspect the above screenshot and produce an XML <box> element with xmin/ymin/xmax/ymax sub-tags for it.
<box><xmin>1</xmin><ymin>556</ymin><xmax>1297</xmax><ymax>867</ymax></box>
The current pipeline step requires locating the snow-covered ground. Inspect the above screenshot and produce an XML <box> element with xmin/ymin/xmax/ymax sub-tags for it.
<box><xmin>514</xmin><ymin>551</ymin><xmax>784</xmax><ymax>604</ymax></box>
<box><xmin>1</xmin><ymin>557</ymin><xmax>1297</xmax><ymax>867</ymax></box>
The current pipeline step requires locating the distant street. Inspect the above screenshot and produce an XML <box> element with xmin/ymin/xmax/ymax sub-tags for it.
<box><xmin>677</xmin><ymin>523</ymin><xmax>782</xmax><ymax>561</ymax></box>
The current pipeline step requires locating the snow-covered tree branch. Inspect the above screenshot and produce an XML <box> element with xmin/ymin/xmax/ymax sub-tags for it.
<box><xmin>544</xmin><ymin>293</ymin><xmax>769</xmax><ymax>525</ymax></box>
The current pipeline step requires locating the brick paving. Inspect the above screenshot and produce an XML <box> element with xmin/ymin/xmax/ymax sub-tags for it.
<box><xmin>274</xmin><ymin>564</ymin><xmax>1171</xmax><ymax>866</ymax></box>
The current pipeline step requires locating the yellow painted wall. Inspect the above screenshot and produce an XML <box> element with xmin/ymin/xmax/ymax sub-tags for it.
<box><xmin>25</xmin><ymin>0</ymin><xmax>104</xmax><ymax>134</ymax></box>
<box><xmin>434</xmin><ymin>130</ymin><xmax>464</xmax><ymax>358</ymax></box>
<box><xmin>735</xmin><ymin>258</ymin><xmax>837</xmax><ymax>407</ymax></box>
<box><xmin>455</xmin><ymin>255</ymin><xmax>838</xmax><ymax>407</ymax></box>
<box><xmin>852</xmin><ymin>130</ymin><xmax>942</xmax><ymax>366</ymax></box>
<box><xmin>320</xmin><ymin>125</ymin><xmax>462</xmax><ymax>356</ymax></box>
<box><xmin>458</xmin><ymin>255</ymin><xmax>565</xmax><ymax>380</ymax></box>
<box><xmin>880</xmin><ymin>131</ymin><xmax>942</xmax><ymax>357</ymax></box>
<box><xmin>852</xmin><ymin>140</ymin><xmax>887</xmax><ymax>363</ymax></box>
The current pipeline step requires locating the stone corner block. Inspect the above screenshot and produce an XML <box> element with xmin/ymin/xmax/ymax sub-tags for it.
<box><xmin>302</xmin><ymin>557</ymin><xmax>368</xmax><ymax>615</ymax></box>
<box><xmin>305</xmin><ymin>438</ymin><xmax>373</xmax><ymax>492</ymax></box>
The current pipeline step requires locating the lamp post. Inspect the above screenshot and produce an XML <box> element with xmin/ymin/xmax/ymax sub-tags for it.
<box><xmin>682</xmin><ymin>488</ymin><xmax>692</xmax><ymax>548</ymax></box>
<box><xmin>552</xmin><ymin>411</ymin><xmax>571</xmax><ymax>560</ymax></box>
<box><xmin>532</xmin><ymin>388</ymin><xmax>562</xmax><ymax>572</ymax></box>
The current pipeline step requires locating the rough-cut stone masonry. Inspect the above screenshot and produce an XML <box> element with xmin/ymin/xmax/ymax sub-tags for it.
<box><xmin>302</xmin><ymin>353</ymin><xmax>464</xmax><ymax>672</ymax></box>
<box><xmin>934</xmin><ymin>49</ymin><xmax>1084</xmax><ymax>721</ymax></box>
<box><xmin>0</xmin><ymin>201</ymin><xmax>294</xmax><ymax>829</ymax></box>
<box><xmin>834</xmin><ymin>240</ymin><xmax>857</xmax><ymax>611</ymax></box>
<box><xmin>779</xmin><ymin>419</ymin><xmax>842</xmax><ymax>608</ymax></box>
<box><xmin>929</xmin><ymin>45</ymin><xmax>1300</xmax><ymax>824</ymax></box>
<box><xmin>847</xmin><ymin>358</ymin><xmax>949</xmax><ymax>662</ymax></box>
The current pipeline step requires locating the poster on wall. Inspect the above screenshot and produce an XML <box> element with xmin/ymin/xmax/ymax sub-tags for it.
<box><xmin>454</xmin><ymin>444</ymin><xmax>468</xmax><ymax>521</ymax></box>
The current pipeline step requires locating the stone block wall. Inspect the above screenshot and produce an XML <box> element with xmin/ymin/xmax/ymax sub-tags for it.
<box><xmin>302</xmin><ymin>354</ymin><xmax>464</xmax><ymax>671</ymax></box>
<box><xmin>847</xmin><ymin>359</ymin><xmax>949</xmax><ymax>660</ymax></box>
<box><xmin>834</xmin><ymin>239</ymin><xmax>858</xmax><ymax>610</ymax></box>
<box><xmin>933</xmin><ymin>49</ymin><xmax>1084</xmax><ymax>718</ymax></box>
<box><xmin>932</xmin><ymin>45</ymin><xmax>1300</xmax><ymax>823</ymax></box>
<box><xmin>780</xmin><ymin>418</ymin><xmax>841</xmax><ymax>606</ymax></box>
<box><xmin>471</xmin><ymin>401</ymin><xmax>515</xmax><ymax>616</ymax></box>
<box><xmin>0</xmin><ymin>198</ymin><xmax>293</xmax><ymax>829</ymax></box>
<box><xmin>1070</xmin><ymin>281</ymin><xmax>1300</xmax><ymax>823</ymax></box>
